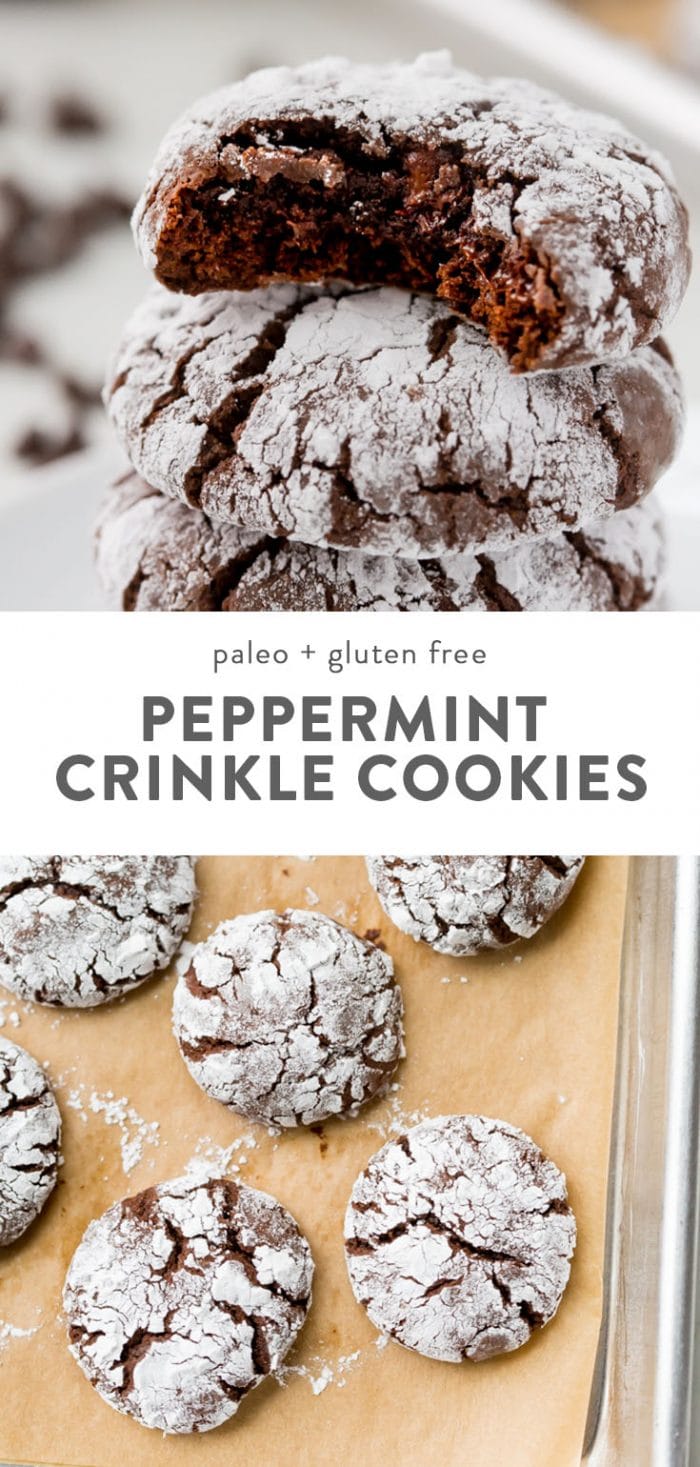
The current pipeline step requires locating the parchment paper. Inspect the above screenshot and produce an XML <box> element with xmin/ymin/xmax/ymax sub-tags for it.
<box><xmin>0</xmin><ymin>855</ymin><xmax>628</xmax><ymax>1467</ymax></box>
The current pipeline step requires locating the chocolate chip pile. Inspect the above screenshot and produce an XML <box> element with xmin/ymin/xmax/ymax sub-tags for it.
<box><xmin>0</xmin><ymin>85</ymin><xmax>132</xmax><ymax>469</ymax></box>
<box><xmin>96</xmin><ymin>52</ymin><xmax>689</xmax><ymax>613</ymax></box>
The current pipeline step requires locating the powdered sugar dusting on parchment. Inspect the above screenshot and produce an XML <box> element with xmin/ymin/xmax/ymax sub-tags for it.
<box><xmin>59</xmin><ymin>1074</ymin><xmax>160</xmax><ymax>1174</ymax></box>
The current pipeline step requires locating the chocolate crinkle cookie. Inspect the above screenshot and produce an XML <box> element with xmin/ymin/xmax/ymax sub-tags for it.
<box><xmin>366</xmin><ymin>856</ymin><xmax>584</xmax><ymax>956</ymax></box>
<box><xmin>0</xmin><ymin>1037</ymin><xmax>61</xmax><ymax>1246</ymax></box>
<box><xmin>96</xmin><ymin>473</ymin><xmax>664</xmax><ymax>613</ymax></box>
<box><xmin>344</xmin><ymin>1114</ymin><xmax>576</xmax><ymax>1362</ymax></box>
<box><xmin>0</xmin><ymin>856</ymin><xmax>196</xmax><ymax>1007</ymax></box>
<box><xmin>173</xmin><ymin>909</ymin><xmax>404</xmax><ymax>1127</ymax></box>
<box><xmin>133</xmin><ymin>52</ymin><xmax>690</xmax><ymax>372</ymax></box>
<box><xmin>63</xmin><ymin>1174</ymin><xmax>313</xmax><ymax>1433</ymax></box>
<box><xmin>104</xmin><ymin>283</ymin><xmax>682</xmax><ymax>559</ymax></box>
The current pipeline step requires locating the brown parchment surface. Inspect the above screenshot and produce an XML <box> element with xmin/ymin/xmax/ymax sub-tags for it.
<box><xmin>0</xmin><ymin>855</ymin><xmax>628</xmax><ymax>1467</ymax></box>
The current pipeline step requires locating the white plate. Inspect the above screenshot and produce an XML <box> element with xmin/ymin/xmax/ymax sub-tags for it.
<box><xmin>0</xmin><ymin>434</ymin><xmax>697</xmax><ymax>612</ymax></box>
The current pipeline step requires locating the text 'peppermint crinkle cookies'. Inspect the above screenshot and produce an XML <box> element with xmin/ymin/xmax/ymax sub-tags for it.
<box><xmin>63</xmin><ymin>1175</ymin><xmax>313</xmax><ymax>1433</ymax></box>
<box><xmin>132</xmin><ymin>52</ymin><xmax>689</xmax><ymax>372</ymax></box>
<box><xmin>96</xmin><ymin>473</ymin><xmax>665</xmax><ymax>613</ymax></box>
<box><xmin>366</xmin><ymin>855</ymin><xmax>584</xmax><ymax>955</ymax></box>
<box><xmin>344</xmin><ymin>1115</ymin><xmax>576</xmax><ymax>1361</ymax></box>
<box><xmin>173</xmin><ymin>909</ymin><xmax>404</xmax><ymax>1127</ymax></box>
<box><xmin>0</xmin><ymin>1037</ymin><xmax>61</xmax><ymax>1246</ymax></box>
<box><xmin>104</xmin><ymin>284</ymin><xmax>682</xmax><ymax>559</ymax></box>
<box><xmin>0</xmin><ymin>856</ymin><xmax>196</xmax><ymax>1007</ymax></box>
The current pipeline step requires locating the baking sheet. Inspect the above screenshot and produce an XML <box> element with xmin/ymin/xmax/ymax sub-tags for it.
<box><xmin>0</xmin><ymin>854</ymin><xmax>628</xmax><ymax>1467</ymax></box>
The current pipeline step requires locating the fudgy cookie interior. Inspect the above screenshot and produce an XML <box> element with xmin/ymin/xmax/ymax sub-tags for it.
<box><xmin>155</xmin><ymin>125</ymin><xmax>563</xmax><ymax>372</ymax></box>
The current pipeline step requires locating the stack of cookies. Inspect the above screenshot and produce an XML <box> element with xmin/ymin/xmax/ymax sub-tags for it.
<box><xmin>98</xmin><ymin>53</ymin><xmax>689</xmax><ymax>613</ymax></box>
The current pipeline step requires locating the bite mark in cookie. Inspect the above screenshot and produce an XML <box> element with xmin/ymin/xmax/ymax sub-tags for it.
<box><xmin>133</xmin><ymin>53</ymin><xmax>690</xmax><ymax>372</ymax></box>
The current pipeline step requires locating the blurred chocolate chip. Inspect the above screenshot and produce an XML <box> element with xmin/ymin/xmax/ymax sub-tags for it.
<box><xmin>0</xmin><ymin>325</ymin><xmax>45</xmax><ymax>365</ymax></box>
<box><xmin>49</xmin><ymin>92</ymin><xmax>106</xmax><ymax>136</ymax></box>
<box><xmin>60</xmin><ymin>372</ymin><xmax>102</xmax><ymax>409</ymax></box>
<box><xmin>15</xmin><ymin>422</ymin><xmax>85</xmax><ymax>466</ymax></box>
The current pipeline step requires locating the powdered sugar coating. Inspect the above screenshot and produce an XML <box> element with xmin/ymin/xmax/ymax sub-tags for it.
<box><xmin>63</xmin><ymin>1174</ymin><xmax>313</xmax><ymax>1433</ymax></box>
<box><xmin>95</xmin><ymin>473</ymin><xmax>664</xmax><ymax>613</ymax></box>
<box><xmin>0</xmin><ymin>857</ymin><xmax>196</xmax><ymax>1008</ymax></box>
<box><xmin>366</xmin><ymin>856</ymin><xmax>584</xmax><ymax>956</ymax></box>
<box><xmin>133</xmin><ymin>52</ymin><xmax>690</xmax><ymax>371</ymax></box>
<box><xmin>104</xmin><ymin>283</ymin><xmax>683</xmax><ymax>559</ymax></box>
<box><xmin>173</xmin><ymin>909</ymin><xmax>404</xmax><ymax>1128</ymax></box>
<box><xmin>0</xmin><ymin>1037</ymin><xmax>60</xmax><ymax>1246</ymax></box>
<box><xmin>344</xmin><ymin>1114</ymin><xmax>576</xmax><ymax>1362</ymax></box>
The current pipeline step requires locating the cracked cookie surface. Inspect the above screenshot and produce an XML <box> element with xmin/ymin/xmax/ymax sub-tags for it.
<box><xmin>63</xmin><ymin>1174</ymin><xmax>313</xmax><ymax>1433</ymax></box>
<box><xmin>0</xmin><ymin>1037</ymin><xmax>61</xmax><ymax>1246</ymax></box>
<box><xmin>344</xmin><ymin>1114</ymin><xmax>576</xmax><ymax>1362</ymax></box>
<box><xmin>104</xmin><ymin>282</ymin><xmax>682</xmax><ymax>559</ymax></box>
<box><xmin>96</xmin><ymin>472</ymin><xmax>664</xmax><ymax>613</ymax></box>
<box><xmin>0</xmin><ymin>856</ymin><xmax>196</xmax><ymax>1007</ymax></box>
<box><xmin>366</xmin><ymin>856</ymin><xmax>584</xmax><ymax>956</ymax></box>
<box><xmin>172</xmin><ymin>909</ymin><xmax>404</xmax><ymax>1128</ymax></box>
<box><xmin>132</xmin><ymin>52</ymin><xmax>690</xmax><ymax>372</ymax></box>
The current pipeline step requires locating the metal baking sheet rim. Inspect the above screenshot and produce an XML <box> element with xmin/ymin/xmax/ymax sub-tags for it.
<box><xmin>583</xmin><ymin>856</ymin><xmax>700</xmax><ymax>1467</ymax></box>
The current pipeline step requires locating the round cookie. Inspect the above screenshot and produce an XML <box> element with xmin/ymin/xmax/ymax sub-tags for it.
<box><xmin>133</xmin><ymin>53</ymin><xmax>690</xmax><ymax>372</ymax></box>
<box><xmin>63</xmin><ymin>1174</ymin><xmax>313</xmax><ymax>1433</ymax></box>
<box><xmin>172</xmin><ymin>909</ymin><xmax>404</xmax><ymax>1128</ymax></box>
<box><xmin>96</xmin><ymin>474</ymin><xmax>664</xmax><ymax>613</ymax></box>
<box><xmin>344</xmin><ymin>1114</ymin><xmax>576</xmax><ymax>1362</ymax></box>
<box><xmin>104</xmin><ymin>283</ymin><xmax>682</xmax><ymax>559</ymax></box>
<box><xmin>0</xmin><ymin>1037</ymin><xmax>61</xmax><ymax>1246</ymax></box>
<box><xmin>365</xmin><ymin>856</ymin><xmax>584</xmax><ymax>956</ymax></box>
<box><xmin>0</xmin><ymin>856</ymin><xmax>196</xmax><ymax>1008</ymax></box>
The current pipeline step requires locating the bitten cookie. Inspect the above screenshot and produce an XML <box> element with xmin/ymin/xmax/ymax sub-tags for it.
<box><xmin>63</xmin><ymin>1175</ymin><xmax>313</xmax><ymax>1433</ymax></box>
<box><xmin>0</xmin><ymin>856</ymin><xmax>196</xmax><ymax>1007</ymax></box>
<box><xmin>344</xmin><ymin>1114</ymin><xmax>576</xmax><ymax>1361</ymax></box>
<box><xmin>104</xmin><ymin>283</ymin><xmax>683</xmax><ymax>558</ymax></box>
<box><xmin>0</xmin><ymin>1037</ymin><xmax>61</xmax><ymax>1246</ymax></box>
<box><xmin>365</xmin><ymin>856</ymin><xmax>584</xmax><ymax>955</ymax></box>
<box><xmin>173</xmin><ymin>909</ymin><xmax>404</xmax><ymax>1127</ymax></box>
<box><xmin>96</xmin><ymin>473</ymin><xmax>664</xmax><ymax>613</ymax></box>
<box><xmin>133</xmin><ymin>53</ymin><xmax>690</xmax><ymax>372</ymax></box>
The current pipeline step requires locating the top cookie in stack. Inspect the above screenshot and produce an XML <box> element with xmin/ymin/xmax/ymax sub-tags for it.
<box><xmin>99</xmin><ymin>52</ymin><xmax>689</xmax><ymax>612</ymax></box>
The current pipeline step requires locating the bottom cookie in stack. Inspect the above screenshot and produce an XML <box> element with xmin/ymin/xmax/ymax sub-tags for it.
<box><xmin>95</xmin><ymin>473</ymin><xmax>664</xmax><ymax>614</ymax></box>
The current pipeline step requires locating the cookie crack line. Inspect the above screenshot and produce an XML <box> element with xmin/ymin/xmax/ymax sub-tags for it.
<box><xmin>344</xmin><ymin>1115</ymin><xmax>575</xmax><ymax>1364</ymax></box>
<box><xmin>97</xmin><ymin>472</ymin><xmax>662</xmax><ymax>614</ymax></box>
<box><xmin>367</xmin><ymin>856</ymin><xmax>584</xmax><ymax>956</ymax></box>
<box><xmin>173</xmin><ymin>910</ymin><xmax>403</xmax><ymax>1128</ymax></box>
<box><xmin>64</xmin><ymin>1176</ymin><xmax>314</xmax><ymax>1433</ymax></box>
<box><xmin>106</xmin><ymin>275</ymin><xmax>681</xmax><ymax>564</ymax></box>
<box><xmin>563</xmin><ymin>528</ymin><xmax>650</xmax><ymax>611</ymax></box>
<box><xmin>0</xmin><ymin>857</ymin><xmax>197</xmax><ymax>1008</ymax></box>
<box><xmin>183</xmin><ymin>291</ymin><xmax>355</xmax><ymax>509</ymax></box>
<box><xmin>0</xmin><ymin>859</ymin><xmax>190</xmax><ymax>930</ymax></box>
<box><xmin>345</xmin><ymin>1209</ymin><xmax>529</xmax><ymax>1267</ymax></box>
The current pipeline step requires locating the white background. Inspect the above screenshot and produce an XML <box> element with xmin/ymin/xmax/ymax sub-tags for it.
<box><xmin>1</xmin><ymin>610</ymin><xmax>696</xmax><ymax>854</ymax></box>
